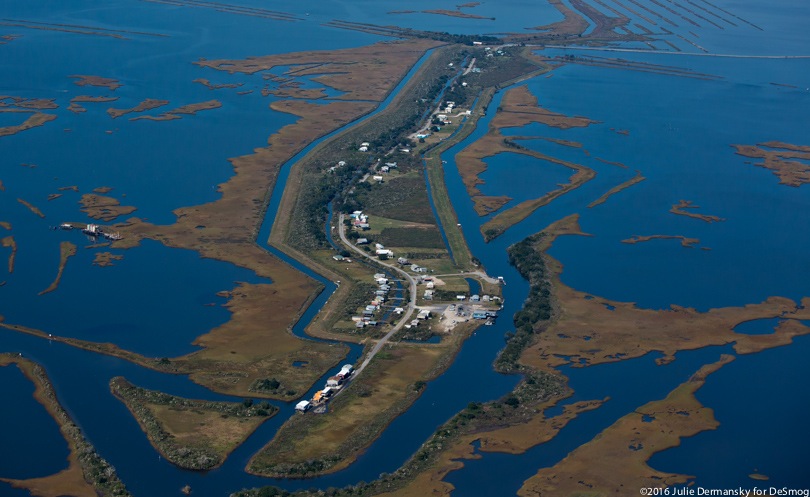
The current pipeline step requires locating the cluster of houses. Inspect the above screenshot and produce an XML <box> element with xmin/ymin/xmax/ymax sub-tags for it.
<box><xmin>370</xmin><ymin>160</ymin><xmax>398</xmax><ymax>183</ymax></box>
<box><xmin>349</xmin><ymin>212</ymin><xmax>401</xmax><ymax>261</ymax></box>
<box><xmin>349</xmin><ymin>210</ymin><xmax>370</xmax><ymax>231</ymax></box>
<box><xmin>421</xmin><ymin>275</ymin><xmax>437</xmax><ymax>300</ymax></box>
<box><xmin>295</xmin><ymin>364</ymin><xmax>355</xmax><ymax>413</ymax></box>
<box><xmin>454</xmin><ymin>294</ymin><xmax>499</xmax><ymax>303</ymax></box>
<box><xmin>404</xmin><ymin>308</ymin><xmax>432</xmax><ymax>330</ymax></box>
<box><xmin>351</xmin><ymin>273</ymin><xmax>394</xmax><ymax>329</ymax></box>
<box><xmin>395</xmin><ymin>256</ymin><xmax>428</xmax><ymax>274</ymax></box>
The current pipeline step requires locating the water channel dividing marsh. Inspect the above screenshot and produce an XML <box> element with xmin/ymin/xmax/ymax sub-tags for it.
<box><xmin>1</xmin><ymin>0</ymin><xmax>809</xmax><ymax>495</ymax></box>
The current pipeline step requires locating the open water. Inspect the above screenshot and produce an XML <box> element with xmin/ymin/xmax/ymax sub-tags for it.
<box><xmin>1</xmin><ymin>0</ymin><xmax>808</xmax><ymax>495</ymax></box>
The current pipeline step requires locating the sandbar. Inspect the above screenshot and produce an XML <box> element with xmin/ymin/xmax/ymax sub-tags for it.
<box><xmin>106</xmin><ymin>98</ymin><xmax>169</xmax><ymax>119</ymax></box>
<box><xmin>17</xmin><ymin>198</ymin><xmax>45</xmax><ymax>218</ymax></box>
<box><xmin>68</xmin><ymin>95</ymin><xmax>118</xmax><ymax>114</ymax></box>
<box><xmin>670</xmin><ymin>199</ymin><xmax>724</xmax><ymax>222</ymax></box>
<box><xmin>622</xmin><ymin>234</ymin><xmax>700</xmax><ymax>247</ymax></box>
<box><xmin>92</xmin><ymin>252</ymin><xmax>123</xmax><ymax>267</ymax></box>
<box><xmin>38</xmin><ymin>241</ymin><xmax>76</xmax><ymax>295</ymax></box>
<box><xmin>71</xmin><ymin>95</ymin><xmax>119</xmax><ymax>103</ymax></box>
<box><xmin>0</xmin><ymin>113</ymin><xmax>57</xmax><ymax>137</ymax></box>
<box><xmin>588</xmin><ymin>170</ymin><xmax>645</xmax><ymax>207</ymax></box>
<box><xmin>70</xmin><ymin>75</ymin><xmax>122</xmax><ymax>91</ymax></box>
<box><xmin>193</xmin><ymin>78</ymin><xmax>243</xmax><ymax>90</ymax></box>
<box><xmin>1</xmin><ymin>235</ymin><xmax>16</xmax><ymax>273</ymax></box>
<box><xmin>422</xmin><ymin>9</ymin><xmax>495</xmax><ymax>20</ymax></box>
<box><xmin>129</xmin><ymin>99</ymin><xmax>221</xmax><ymax>121</ymax></box>
<box><xmin>0</xmin><ymin>96</ymin><xmax>58</xmax><ymax>110</ymax></box>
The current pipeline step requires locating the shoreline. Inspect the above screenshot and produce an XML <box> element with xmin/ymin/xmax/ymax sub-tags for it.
<box><xmin>0</xmin><ymin>354</ymin><xmax>130</xmax><ymax>497</ymax></box>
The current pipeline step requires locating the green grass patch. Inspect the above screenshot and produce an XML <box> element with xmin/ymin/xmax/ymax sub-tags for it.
<box><xmin>377</xmin><ymin>227</ymin><xmax>444</xmax><ymax>249</ymax></box>
<box><xmin>358</xmin><ymin>173</ymin><xmax>436</xmax><ymax>224</ymax></box>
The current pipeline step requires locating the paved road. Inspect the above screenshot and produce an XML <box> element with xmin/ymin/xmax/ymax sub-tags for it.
<box><xmin>462</xmin><ymin>57</ymin><xmax>476</xmax><ymax>75</ymax></box>
<box><xmin>338</xmin><ymin>214</ymin><xmax>418</xmax><ymax>376</ymax></box>
<box><xmin>434</xmin><ymin>270</ymin><xmax>501</xmax><ymax>285</ymax></box>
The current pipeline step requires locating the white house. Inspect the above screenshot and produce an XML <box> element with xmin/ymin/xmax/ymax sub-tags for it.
<box><xmin>359</xmin><ymin>146</ymin><xmax>368</xmax><ymax>152</ymax></box>
<box><xmin>295</xmin><ymin>400</ymin><xmax>312</xmax><ymax>412</ymax></box>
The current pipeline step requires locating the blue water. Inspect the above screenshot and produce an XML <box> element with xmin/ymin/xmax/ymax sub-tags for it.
<box><xmin>464</xmin><ymin>277</ymin><xmax>481</xmax><ymax>296</ymax></box>
<box><xmin>447</xmin><ymin>346</ymin><xmax>732</xmax><ymax>496</ymax></box>
<box><xmin>1</xmin><ymin>0</ymin><xmax>809</xmax><ymax>495</ymax></box>
<box><xmin>0</xmin><ymin>364</ymin><xmax>69</xmax><ymax>479</ymax></box>
<box><xmin>0</xmin><ymin>482</ymin><xmax>34</xmax><ymax>497</ymax></box>
<box><xmin>0</xmin><ymin>238</ymin><xmax>266</xmax><ymax>357</ymax></box>
<box><xmin>477</xmin><ymin>151</ymin><xmax>575</xmax><ymax>214</ymax></box>
<box><xmin>733</xmin><ymin>318</ymin><xmax>783</xmax><ymax>335</ymax></box>
<box><xmin>651</xmin><ymin>335</ymin><xmax>810</xmax><ymax>489</ymax></box>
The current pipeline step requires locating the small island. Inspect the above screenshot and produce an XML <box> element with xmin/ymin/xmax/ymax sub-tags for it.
<box><xmin>110</xmin><ymin>377</ymin><xmax>278</xmax><ymax>470</ymax></box>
